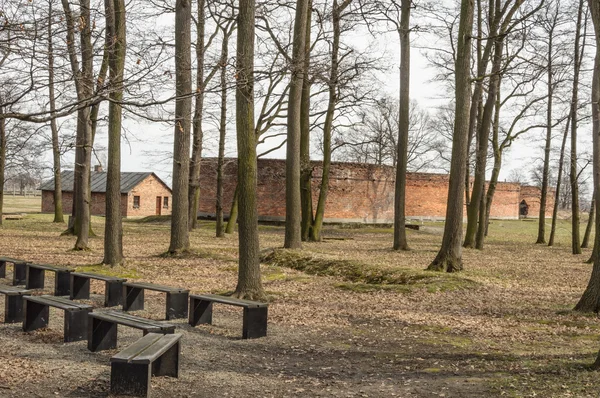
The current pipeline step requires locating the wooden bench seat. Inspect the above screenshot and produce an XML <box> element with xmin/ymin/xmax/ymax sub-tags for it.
<box><xmin>110</xmin><ymin>333</ymin><xmax>182</xmax><ymax>397</ymax></box>
<box><xmin>26</xmin><ymin>263</ymin><xmax>74</xmax><ymax>296</ymax></box>
<box><xmin>189</xmin><ymin>294</ymin><xmax>268</xmax><ymax>339</ymax></box>
<box><xmin>70</xmin><ymin>272</ymin><xmax>126</xmax><ymax>307</ymax></box>
<box><xmin>0</xmin><ymin>257</ymin><xmax>29</xmax><ymax>286</ymax></box>
<box><xmin>123</xmin><ymin>282</ymin><xmax>189</xmax><ymax>320</ymax></box>
<box><xmin>23</xmin><ymin>295</ymin><xmax>92</xmax><ymax>342</ymax></box>
<box><xmin>88</xmin><ymin>310</ymin><xmax>176</xmax><ymax>352</ymax></box>
<box><xmin>0</xmin><ymin>284</ymin><xmax>32</xmax><ymax>323</ymax></box>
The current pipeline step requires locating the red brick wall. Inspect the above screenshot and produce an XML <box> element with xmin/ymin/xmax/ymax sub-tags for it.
<box><xmin>41</xmin><ymin>174</ymin><xmax>172</xmax><ymax>218</ymax></box>
<box><xmin>198</xmin><ymin>158</ymin><xmax>525</xmax><ymax>223</ymax></box>
<box><xmin>519</xmin><ymin>185</ymin><xmax>554</xmax><ymax>218</ymax></box>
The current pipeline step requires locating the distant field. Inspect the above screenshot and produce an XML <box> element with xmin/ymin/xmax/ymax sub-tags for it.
<box><xmin>3</xmin><ymin>195</ymin><xmax>41</xmax><ymax>213</ymax></box>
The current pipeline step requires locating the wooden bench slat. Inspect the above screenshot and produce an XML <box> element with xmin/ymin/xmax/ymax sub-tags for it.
<box><xmin>28</xmin><ymin>263</ymin><xmax>74</xmax><ymax>272</ymax></box>
<box><xmin>131</xmin><ymin>333</ymin><xmax>181</xmax><ymax>364</ymax></box>
<box><xmin>71</xmin><ymin>272</ymin><xmax>126</xmax><ymax>282</ymax></box>
<box><xmin>110</xmin><ymin>333</ymin><xmax>163</xmax><ymax>363</ymax></box>
<box><xmin>90</xmin><ymin>311</ymin><xmax>175</xmax><ymax>331</ymax></box>
<box><xmin>190</xmin><ymin>294</ymin><xmax>268</xmax><ymax>308</ymax></box>
<box><xmin>25</xmin><ymin>295</ymin><xmax>92</xmax><ymax>310</ymax></box>
<box><xmin>0</xmin><ymin>284</ymin><xmax>32</xmax><ymax>295</ymax></box>
<box><xmin>123</xmin><ymin>281</ymin><xmax>189</xmax><ymax>294</ymax></box>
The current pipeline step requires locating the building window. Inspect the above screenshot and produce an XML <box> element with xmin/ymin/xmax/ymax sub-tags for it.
<box><xmin>133</xmin><ymin>196</ymin><xmax>140</xmax><ymax>209</ymax></box>
<box><xmin>163</xmin><ymin>197</ymin><xmax>169</xmax><ymax>208</ymax></box>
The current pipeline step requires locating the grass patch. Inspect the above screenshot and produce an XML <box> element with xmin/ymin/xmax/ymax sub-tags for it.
<box><xmin>261</xmin><ymin>248</ymin><xmax>479</xmax><ymax>292</ymax></box>
<box><xmin>76</xmin><ymin>264</ymin><xmax>140</xmax><ymax>279</ymax></box>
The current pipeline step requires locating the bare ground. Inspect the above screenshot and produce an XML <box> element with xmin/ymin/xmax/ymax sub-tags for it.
<box><xmin>0</xmin><ymin>212</ymin><xmax>598</xmax><ymax>397</ymax></box>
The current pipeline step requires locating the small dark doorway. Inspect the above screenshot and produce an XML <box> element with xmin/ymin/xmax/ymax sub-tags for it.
<box><xmin>519</xmin><ymin>200</ymin><xmax>529</xmax><ymax>217</ymax></box>
<box><xmin>156</xmin><ymin>196</ymin><xmax>162</xmax><ymax>216</ymax></box>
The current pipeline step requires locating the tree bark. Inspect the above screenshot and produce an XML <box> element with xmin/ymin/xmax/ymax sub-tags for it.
<box><xmin>582</xmin><ymin>190</ymin><xmax>595</xmax><ymax>248</ymax></box>
<box><xmin>0</xmin><ymin>106</ymin><xmax>4</xmax><ymax>226</ymax></box>
<box><xmin>188</xmin><ymin>0</ymin><xmax>206</xmax><ymax>231</ymax></box>
<box><xmin>427</xmin><ymin>0</ymin><xmax>474</xmax><ymax>272</ymax></box>
<box><xmin>48</xmin><ymin>1</ymin><xmax>64</xmax><ymax>224</ymax></box>
<box><xmin>393</xmin><ymin>0</ymin><xmax>410</xmax><ymax>251</ymax></box>
<box><xmin>233</xmin><ymin>0</ymin><xmax>264</xmax><ymax>300</ymax></box>
<box><xmin>168</xmin><ymin>0</ymin><xmax>192</xmax><ymax>254</ymax></box>
<box><xmin>484</xmin><ymin>85</ymin><xmax>502</xmax><ymax>237</ymax></box>
<box><xmin>574</xmin><ymin>0</ymin><xmax>600</xmax><ymax>312</ymax></box>
<box><xmin>284</xmin><ymin>0</ymin><xmax>309</xmax><ymax>249</ymax></box>
<box><xmin>216</xmin><ymin>28</ymin><xmax>229</xmax><ymax>238</ymax></box>
<box><xmin>225</xmin><ymin>184</ymin><xmax>239</xmax><ymax>234</ymax></box>
<box><xmin>300</xmin><ymin>1</ymin><xmax>313</xmax><ymax>242</ymax></box>
<box><xmin>102</xmin><ymin>0</ymin><xmax>126</xmax><ymax>266</ymax></box>
<box><xmin>548</xmin><ymin>115</ymin><xmax>571</xmax><ymax>247</ymax></box>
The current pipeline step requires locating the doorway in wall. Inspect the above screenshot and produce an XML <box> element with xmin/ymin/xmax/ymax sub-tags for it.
<box><xmin>156</xmin><ymin>196</ymin><xmax>162</xmax><ymax>215</ymax></box>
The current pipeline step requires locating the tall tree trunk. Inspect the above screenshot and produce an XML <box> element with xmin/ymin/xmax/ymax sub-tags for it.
<box><xmin>168</xmin><ymin>0</ymin><xmax>192</xmax><ymax>254</ymax></box>
<box><xmin>311</xmin><ymin>0</ymin><xmax>351</xmax><ymax>242</ymax></box>
<box><xmin>225</xmin><ymin>184</ymin><xmax>239</xmax><ymax>234</ymax></box>
<box><xmin>570</xmin><ymin>0</ymin><xmax>586</xmax><ymax>255</ymax></box>
<box><xmin>484</xmin><ymin>85</ymin><xmax>502</xmax><ymax>237</ymax></box>
<box><xmin>284</xmin><ymin>0</ymin><xmax>309</xmax><ymax>249</ymax></box>
<box><xmin>188</xmin><ymin>0</ymin><xmax>206</xmax><ymax>230</ymax></box>
<box><xmin>574</xmin><ymin>0</ymin><xmax>600</xmax><ymax>312</ymax></box>
<box><xmin>233</xmin><ymin>0</ymin><xmax>264</xmax><ymax>300</ymax></box>
<box><xmin>548</xmin><ymin>115</ymin><xmax>571</xmax><ymax>247</ymax></box>
<box><xmin>582</xmin><ymin>190</ymin><xmax>595</xmax><ymax>248</ymax></box>
<box><xmin>48</xmin><ymin>2</ymin><xmax>64</xmax><ymax>224</ymax></box>
<box><xmin>427</xmin><ymin>0</ymin><xmax>474</xmax><ymax>272</ymax></box>
<box><xmin>0</xmin><ymin>106</ymin><xmax>4</xmax><ymax>226</ymax></box>
<box><xmin>102</xmin><ymin>0</ymin><xmax>126</xmax><ymax>266</ymax></box>
<box><xmin>300</xmin><ymin>1</ymin><xmax>313</xmax><ymax>242</ymax></box>
<box><xmin>216</xmin><ymin>29</ymin><xmax>229</xmax><ymax>238</ymax></box>
<box><xmin>393</xmin><ymin>0</ymin><xmax>410</xmax><ymax>251</ymax></box>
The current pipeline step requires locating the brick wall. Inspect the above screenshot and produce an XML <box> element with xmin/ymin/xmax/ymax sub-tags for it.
<box><xmin>519</xmin><ymin>185</ymin><xmax>554</xmax><ymax>218</ymax></box>
<box><xmin>198</xmin><ymin>158</ymin><xmax>528</xmax><ymax>223</ymax></box>
<box><xmin>41</xmin><ymin>174</ymin><xmax>172</xmax><ymax>218</ymax></box>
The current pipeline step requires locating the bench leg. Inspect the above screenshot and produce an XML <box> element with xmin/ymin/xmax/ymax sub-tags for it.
<box><xmin>23</xmin><ymin>300</ymin><xmax>49</xmax><ymax>332</ymax></box>
<box><xmin>0</xmin><ymin>260</ymin><xmax>6</xmax><ymax>279</ymax></box>
<box><xmin>189</xmin><ymin>298</ymin><xmax>212</xmax><ymax>326</ymax></box>
<box><xmin>70</xmin><ymin>275</ymin><xmax>90</xmax><ymax>300</ymax></box>
<box><xmin>166</xmin><ymin>292</ymin><xmax>189</xmax><ymax>320</ymax></box>
<box><xmin>55</xmin><ymin>271</ymin><xmax>71</xmax><ymax>296</ymax></box>
<box><xmin>243</xmin><ymin>307</ymin><xmax>268</xmax><ymax>339</ymax></box>
<box><xmin>123</xmin><ymin>286</ymin><xmax>144</xmax><ymax>312</ymax></box>
<box><xmin>13</xmin><ymin>262</ymin><xmax>27</xmax><ymax>286</ymax></box>
<box><xmin>105</xmin><ymin>281</ymin><xmax>123</xmax><ymax>307</ymax></box>
<box><xmin>5</xmin><ymin>294</ymin><xmax>26</xmax><ymax>323</ymax></box>
<box><xmin>26</xmin><ymin>267</ymin><xmax>45</xmax><ymax>290</ymax></box>
<box><xmin>64</xmin><ymin>309</ymin><xmax>89</xmax><ymax>342</ymax></box>
<box><xmin>152</xmin><ymin>340</ymin><xmax>180</xmax><ymax>378</ymax></box>
<box><xmin>111</xmin><ymin>362</ymin><xmax>151</xmax><ymax>397</ymax></box>
<box><xmin>88</xmin><ymin>318</ymin><xmax>118</xmax><ymax>352</ymax></box>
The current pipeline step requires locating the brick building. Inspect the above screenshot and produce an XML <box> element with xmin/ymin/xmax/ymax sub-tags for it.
<box><xmin>40</xmin><ymin>169</ymin><xmax>172</xmax><ymax>218</ymax></box>
<box><xmin>519</xmin><ymin>185</ymin><xmax>554</xmax><ymax>218</ymax></box>
<box><xmin>198</xmin><ymin>158</ymin><xmax>553</xmax><ymax>223</ymax></box>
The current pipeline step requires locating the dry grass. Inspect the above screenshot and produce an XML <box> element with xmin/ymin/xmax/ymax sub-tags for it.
<box><xmin>3</xmin><ymin>195</ymin><xmax>41</xmax><ymax>213</ymax></box>
<box><xmin>0</xmin><ymin>214</ymin><xmax>598</xmax><ymax>397</ymax></box>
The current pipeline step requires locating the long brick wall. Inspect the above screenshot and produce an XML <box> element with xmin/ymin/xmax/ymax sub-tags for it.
<box><xmin>198</xmin><ymin>158</ymin><xmax>534</xmax><ymax>223</ymax></box>
<box><xmin>519</xmin><ymin>185</ymin><xmax>554</xmax><ymax>218</ymax></box>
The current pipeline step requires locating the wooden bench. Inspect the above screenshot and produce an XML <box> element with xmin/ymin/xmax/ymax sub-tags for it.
<box><xmin>88</xmin><ymin>310</ymin><xmax>176</xmax><ymax>352</ymax></box>
<box><xmin>70</xmin><ymin>272</ymin><xmax>126</xmax><ymax>307</ymax></box>
<box><xmin>189</xmin><ymin>294</ymin><xmax>268</xmax><ymax>339</ymax></box>
<box><xmin>110</xmin><ymin>333</ymin><xmax>182</xmax><ymax>397</ymax></box>
<box><xmin>23</xmin><ymin>295</ymin><xmax>92</xmax><ymax>342</ymax></box>
<box><xmin>123</xmin><ymin>282</ymin><xmax>189</xmax><ymax>320</ymax></box>
<box><xmin>0</xmin><ymin>257</ymin><xmax>29</xmax><ymax>286</ymax></box>
<box><xmin>0</xmin><ymin>284</ymin><xmax>32</xmax><ymax>323</ymax></box>
<box><xmin>26</xmin><ymin>263</ymin><xmax>74</xmax><ymax>296</ymax></box>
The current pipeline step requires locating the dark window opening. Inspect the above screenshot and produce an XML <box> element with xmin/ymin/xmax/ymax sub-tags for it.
<box><xmin>163</xmin><ymin>197</ymin><xmax>169</xmax><ymax>208</ymax></box>
<box><xmin>133</xmin><ymin>196</ymin><xmax>141</xmax><ymax>209</ymax></box>
<box><xmin>519</xmin><ymin>199</ymin><xmax>529</xmax><ymax>217</ymax></box>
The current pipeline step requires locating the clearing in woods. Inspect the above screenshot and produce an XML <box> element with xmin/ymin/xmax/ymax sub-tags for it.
<box><xmin>0</xmin><ymin>202</ymin><xmax>597</xmax><ymax>397</ymax></box>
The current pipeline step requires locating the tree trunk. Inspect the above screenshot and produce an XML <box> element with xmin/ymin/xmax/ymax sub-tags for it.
<box><xmin>216</xmin><ymin>29</ymin><xmax>229</xmax><ymax>238</ymax></box>
<box><xmin>548</xmin><ymin>115</ymin><xmax>571</xmax><ymax>247</ymax></box>
<box><xmin>427</xmin><ymin>0</ymin><xmax>474</xmax><ymax>272</ymax></box>
<box><xmin>393</xmin><ymin>0</ymin><xmax>410</xmax><ymax>251</ymax></box>
<box><xmin>48</xmin><ymin>2</ymin><xmax>64</xmax><ymax>224</ymax></box>
<box><xmin>300</xmin><ymin>1</ymin><xmax>313</xmax><ymax>242</ymax></box>
<box><xmin>484</xmin><ymin>86</ymin><xmax>502</xmax><ymax>237</ymax></box>
<box><xmin>0</xmin><ymin>106</ymin><xmax>4</xmax><ymax>226</ymax></box>
<box><xmin>284</xmin><ymin>0</ymin><xmax>309</xmax><ymax>249</ymax></box>
<box><xmin>233</xmin><ymin>0</ymin><xmax>264</xmax><ymax>300</ymax></box>
<box><xmin>188</xmin><ymin>0</ymin><xmax>206</xmax><ymax>231</ymax></box>
<box><xmin>102</xmin><ymin>0</ymin><xmax>126</xmax><ymax>267</ymax></box>
<box><xmin>570</xmin><ymin>0</ymin><xmax>586</xmax><ymax>255</ymax></box>
<box><xmin>582</xmin><ymin>190</ymin><xmax>595</xmax><ymax>248</ymax></box>
<box><xmin>168</xmin><ymin>0</ymin><xmax>192</xmax><ymax>254</ymax></box>
<box><xmin>225</xmin><ymin>184</ymin><xmax>239</xmax><ymax>234</ymax></box>
<box><xmin>574</xmin><ymin>0</ymin><xmax>600</xmax><ymax>312</ymax></box>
